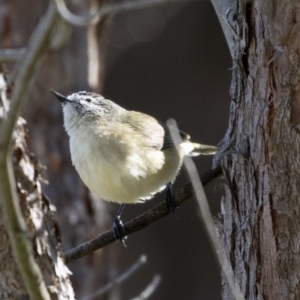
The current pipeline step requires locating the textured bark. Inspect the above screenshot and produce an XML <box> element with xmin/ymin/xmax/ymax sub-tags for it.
<box><xmin>216</xmin><ymin>1</ymin><xmax>300</xmax><ymax>299</ymax></box>
<box><xmin>0</xmin><ymin>71</ymin><xmax>75</xmax><ymax>299</ymax></box>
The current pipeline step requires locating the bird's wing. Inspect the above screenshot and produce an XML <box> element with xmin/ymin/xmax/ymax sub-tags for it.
<box><xmin>159</xmin><ymin>122</ymin><xmax>190</xmax><ymax>150</ymax></box>
<box><xmin>123</xmin><ymin>111</ymin><xmax>165</xmax><ymax>150</ymax></box>
<box><xmin>122</xmin><ymin>111</ymin><xmax>189</xmax><ymax>151</ymax></box>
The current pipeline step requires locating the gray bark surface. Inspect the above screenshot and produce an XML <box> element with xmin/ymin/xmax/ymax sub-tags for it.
<box><xmin>216</xmin><ymin>2</ymin><xmax>300</xmax><ymax>299</ymax></box>
<box><xmin>0</xmin><ymin>71</ymin><xmax>75</xmax><ymax>299</ymax></box>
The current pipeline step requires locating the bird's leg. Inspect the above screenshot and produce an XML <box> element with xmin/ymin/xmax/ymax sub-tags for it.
<box><xmin>113</xmin><ymin>204</ymin><xmax>127</xmax><ymax>246</ymax></box>
<box><xmin>165</xmin><ymin>182</ymin><xmax>179</xmax><ymax>219</ymax></box>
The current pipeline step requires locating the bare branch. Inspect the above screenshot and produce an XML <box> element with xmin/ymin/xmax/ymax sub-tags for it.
<box><xmin>0</xmin><ymin>23</ymin><xmax>71</xmax><ymax>62</ymax></box>
<box><xmin>209</xmin><ymin>0</ymin><xmax>248</xmax><ymax>59</ymax></box>
<box><xmin>64</xmin><ymin>166</ymin><xmax>222</xmax><ymax>264</ymax></box>
<box><xmin>131</xmin><ymin>275</ymin><xmax>162</xmax><ymax>300</ymax></box>
<box><xmin>209</xmin><ymin>0</ymin><xmax>235</xmax><ymax>58</ymax></box>
<box><xmin>0</xmin><ymin>2</ymin><xmax>59</xmax><ymax>300</ymax></box>
<box><xmin>83</xmin><ymin>255</ymin><xmax>147</xmax><ymax>300</ymax></box>
<box><xmin>1</xmin><ymin>2</ymin><xmax>58</xmax><ymax>147</ymax></box>
<box><xmin>49</xmin><ymin>19</ymin><xmax>72</xmax><ymax>50</ymax></box>
<box><xmin>54</xmin><ymin>0</ymin><xmax>195</xmax><ymax>27</ymax></box>
<box><xmin>167</xmin><ymin>118</ymin><xmax>244</xmax><ymax>300</ymax></box>
<box><xmin>0</xmin><ymin>49</ymin><xmax>26</xmax><ymax>62</ymax></box>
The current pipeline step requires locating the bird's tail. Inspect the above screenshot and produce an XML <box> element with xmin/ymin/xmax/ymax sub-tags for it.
<box><xmin>189</xmin><ymin>143</ymin><xmax>217</xmax><ymax>156</ymax></box>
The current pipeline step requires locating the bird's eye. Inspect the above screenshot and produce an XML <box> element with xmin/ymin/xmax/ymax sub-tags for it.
<box><xmin>85</xmin><ymin>98</ymin><xmax>92</xmax><ymax>103</ymax></box>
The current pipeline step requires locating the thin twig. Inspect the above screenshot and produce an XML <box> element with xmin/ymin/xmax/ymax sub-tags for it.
<box><xmin>0</xmin><ymin>21</ymin><xmax>70</xmax><ymax>62</ymax></box>
<box><xmin>209</xmin><ymin>0</ymin><xmax>236</xmax><ymax>59</ymax></box>
<box><xmin>64</xmin><ymin>166</ymin><xmax>222</xmax><ymax>264</ymax></box>
<box><xmin>131</xmin><ymin>275</ymin><xmax>161</xmax><ymax>300</ymax></box>
<box><xmin>0</xmin><ymin>49</ymin><xmax>26</xmax><ymax>62</ymax></box>
<box><xmin>54</xmin><ymin>0</ymin><xmax>194</xmax><ymax>27</ymax></box>
<box><xmin>83</xmin><ymin>255</ymin><xmax>147</xmax><ymax>300</ymax></box>
<box><xmin>49</xmin><ymin>19</ymin><xmax>72</xmax><ymax>50</ymax></box>
<box><xmin>167</xmin><ymin>118</ymin><xmax>244</xmax><ymax>300</ymax></box>
<box><xmin>0</xmin><ymin>3</ymin><xmax>58</xmax><ymax>300</ymax></box>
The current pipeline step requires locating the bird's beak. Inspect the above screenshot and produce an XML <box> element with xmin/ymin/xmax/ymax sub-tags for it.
<box><xmin>50</xmin><ymin>89</ymin><xmax>70</xmax><ymax>104</ymax></box>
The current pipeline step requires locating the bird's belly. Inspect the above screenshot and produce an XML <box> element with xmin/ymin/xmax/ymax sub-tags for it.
<box><xmin>70</xmin><ymin>138</ymin><xmax>181</xmax><ymax>204</ymax></box>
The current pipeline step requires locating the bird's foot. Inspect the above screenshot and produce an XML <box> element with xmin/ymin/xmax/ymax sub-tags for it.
<box><xmin>165</xmin><ymin>183</ymin><xmax>179</xmax><ymax>219</ymax></box>
<box><xmin>113</xmin><ymin>216</ymin><xmax>127</xmax><ymax>247</ymax></box>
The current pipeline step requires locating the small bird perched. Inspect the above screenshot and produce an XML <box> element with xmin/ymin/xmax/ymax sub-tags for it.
<box><xmin>51</xmin><ymin>90</ymin><xmax>216</xmax><ymax>244</ymax></box>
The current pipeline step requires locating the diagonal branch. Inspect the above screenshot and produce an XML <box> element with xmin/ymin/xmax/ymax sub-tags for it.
<box><xmin>64</xmin><ymin>166</ymin><xmax>222</xmax><ymax>264</ymax></box>
<box><xmin>131</xmin><ymin>274</ymin><xmax>162</xmax><ymax>300</ymax></box>
<box><xmin>168</xmin><ymin>118</ymin><xmax>244</xmax><ymax>300</ymax></box>
<box><xmin>83</xmin><ymin>255</ymin><xmax>147</xmax><ymax>300</ymax></box>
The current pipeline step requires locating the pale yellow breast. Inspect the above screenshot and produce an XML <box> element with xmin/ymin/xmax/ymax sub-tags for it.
<box><xmin>69</xmin><ymin>129</ymin><xmax>182</xmax><ymax>204</ymax></box>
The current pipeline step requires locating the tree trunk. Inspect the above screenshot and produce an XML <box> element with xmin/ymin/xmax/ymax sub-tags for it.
<box><xmin>217</xmin><ymin>1</ymin><xmax>300</xmax><ymax>299</ymax></box>
<box><xmin>0</xmin><ymin>70</ymin><xmax>75</xmax><ymax>299</ymax></box>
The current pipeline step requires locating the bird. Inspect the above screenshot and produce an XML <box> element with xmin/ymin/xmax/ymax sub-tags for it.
<box><xmin>51</xmin><ymin>90</ymin><xmax>216</xmax><ymax>245</ymax></box>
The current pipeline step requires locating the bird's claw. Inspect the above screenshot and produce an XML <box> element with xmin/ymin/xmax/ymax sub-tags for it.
<box><xmin>113</xmin><ymin>216</ymin><xmax>127</xmax><ymax>246</ymax></box>
<box><xmin>165</xmin><ymin>183</ymin><xmax>179</xmax><ymax>219</ymax></box>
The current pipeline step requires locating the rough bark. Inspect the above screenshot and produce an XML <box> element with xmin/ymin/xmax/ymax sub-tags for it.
<box><xmin>0</xmin><ymin>70</ymin><xmax>75</xmax><ymax>299</ymax></box>
<box><xmin>216</xmin><ymin>1</ymin><xmax>300</xmax><ymax>299</ymax></box>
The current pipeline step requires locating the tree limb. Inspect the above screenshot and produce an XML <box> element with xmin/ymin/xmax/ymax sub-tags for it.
<box><xmin>0</xmin><ymin>3</ymin><xmax>59</xmax><ymax>300</ymax></box>
<box><xmin>64</xmin><ymin>166</ymin><xmax>222</xmax><ymax>264</ymax></box>
<box><xmin>54</xmin><ymin>0</ymin><xmax>196</xmax><ymax>27</ymax></box>
<box><xmin>131</xmin><ymin>274</ymin><xmax>161</xmax><ymax>300</ymax></box>
<box><xmin>0</xmin><ymin>49</ymin><xmax>26</xmax><ymax>62</ymax></box>
<box><xmin>209</xmin><ymin>0</ymin><xmax>247</xmax><ymax>59</ymax></box>
<box><xmin>83</xmin><ymin>255</ymin><xmax>147</xmax><ymax>300</ymax></box>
